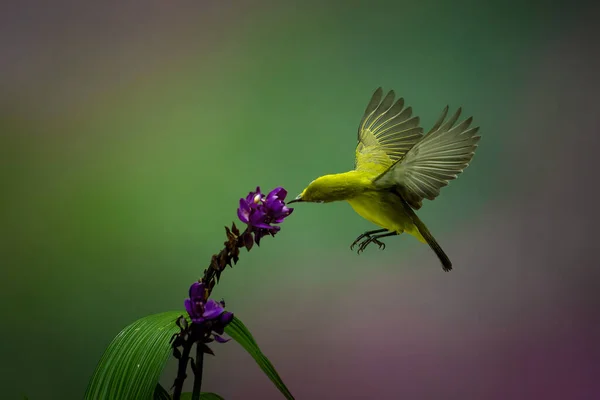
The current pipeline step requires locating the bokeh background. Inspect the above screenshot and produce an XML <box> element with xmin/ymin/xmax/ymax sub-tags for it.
<box><xmin>2</xmin><ymin>0</ymin><xmax>599</xmax><ymax>399</ymax></box>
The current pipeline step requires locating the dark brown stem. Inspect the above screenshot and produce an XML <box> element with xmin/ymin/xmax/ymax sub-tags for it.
<box><xmin>191</xmin><ymin>342</ymin><xmax>205</xmax><ymax>400</ymax></box>
<box><xmin>201</xmin><ymin>224</ymin><xmax>249</xmax><ymax>298</ymax></box>
<box><xmin>172</xmin><ymin>340</ymin><xmax>193</xmax><ymax>400</ymax></box>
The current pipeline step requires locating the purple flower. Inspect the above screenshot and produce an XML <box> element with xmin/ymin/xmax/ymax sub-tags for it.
<box><xmin>184</xmin><ymin>282</ymin><xmax>207</xmax><ymax>324</ymax></box>
<box><xmin>202</xmin><ymin>299</ymin><xmax>225</xmax><ymax>319</ymax></box>
<box><xmin>184</xmin><ymin>281</ymin><xmax>234</xmax><ymax>344</ymax></box>
<box><xmin>237</xmin><ymin>186</ymin><xmax>294</xmax><ymax>245</ymax></box>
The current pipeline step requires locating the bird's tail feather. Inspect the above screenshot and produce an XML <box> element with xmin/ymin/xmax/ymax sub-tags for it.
<box><xmin>398</xmin><ymin>195</ymin><xmax>452</xmax><ymax>271</ymax></box>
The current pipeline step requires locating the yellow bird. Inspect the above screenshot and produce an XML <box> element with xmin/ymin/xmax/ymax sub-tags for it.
<box><xmin>288</xmin><ymin>87</ymin><xmax>480</xmax><ymax>271</ymax></box>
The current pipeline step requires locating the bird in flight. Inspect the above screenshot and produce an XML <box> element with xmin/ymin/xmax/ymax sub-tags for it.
<box><xmin>288</xmin><ymin>87</ymin><xmax>481</xmax><ymax>271</ymax></box>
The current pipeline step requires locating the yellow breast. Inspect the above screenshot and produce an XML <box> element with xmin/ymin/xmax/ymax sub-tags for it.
<box><xmin>347</xmin><ymin>191</ymin><xmax>426</xmax><ymax>243</ymax></box>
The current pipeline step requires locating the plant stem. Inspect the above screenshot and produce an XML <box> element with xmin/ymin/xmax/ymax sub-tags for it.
<box><xmin>202</xmin><ymin>226</ymin><xmax>247</xmax><ymax>297</ymax></box>
<box><xmin>191</xmin><ymin>343</ymin><xmax>205</xmax><ymax>400</ymax></box>
<box><xmin>172</xmin><ymin>340</ymin><xmax>193</xmax><ymax>400</ymax></box>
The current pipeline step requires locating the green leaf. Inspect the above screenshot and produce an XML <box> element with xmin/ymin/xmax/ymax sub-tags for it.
<box><xmin>225</xmin><ymin>317</ymin><xmax>295</xmax><ymax>400</ymax></box>
<box><xmin>85</xmin><ymin>311</ymin><xmax>183</xmax><ymax>400</ymax></box>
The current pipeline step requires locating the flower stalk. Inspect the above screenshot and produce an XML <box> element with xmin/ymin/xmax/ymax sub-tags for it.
<box><xmin>201</xmin><ymin>186</ymin><xmax>293</xmax><ymax>298</ymax></box>
<box><xmin>171</xmin><ymin>285</ymin><xmax>234</xmax><ymax>400</ymax></box>
<box><xmin>172</xmin><ymin>335</ymin><xmax>193</xmax><ymax>400</ymax></box>
<box><xmin>171</xmin><ymin>186</ymin><xmax>293</xmax><ymax>399</ymax></box>
<box><xmin>191</xmin><ymin>343</ymin><xmax>204</xmax><ymax>400</ymax></box>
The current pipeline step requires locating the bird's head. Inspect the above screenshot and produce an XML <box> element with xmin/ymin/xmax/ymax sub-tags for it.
<box><xmin>289</xmin><ymin>175</ymin><xmax>347</xmax><ymax>204</ymax></box>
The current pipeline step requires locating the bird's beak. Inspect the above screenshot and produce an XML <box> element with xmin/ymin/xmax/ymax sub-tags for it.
<box><xmin>288</xmin><ymin>194</ymin><xmax>303</xmax><ymax>204</ymax></box>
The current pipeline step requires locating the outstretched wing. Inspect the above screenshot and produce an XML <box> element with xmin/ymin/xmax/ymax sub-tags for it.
<box><xmin>354</xmin><ymin>88</ymin><xmax>423</xmax><ymax>173</ymax></box>
<box><xmin>374</xmin><ymin>106</ymin><xmax>481</xmax><ymax>209</ymax></box>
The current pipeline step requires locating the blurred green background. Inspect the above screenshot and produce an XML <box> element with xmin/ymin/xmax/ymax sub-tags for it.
<box><xmin>2</xmin><ymin>1</ymin><xmax>599</xmax><ymax>399</ymax></box>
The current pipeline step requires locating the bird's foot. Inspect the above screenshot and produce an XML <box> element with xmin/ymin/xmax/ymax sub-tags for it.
<box><xmin>354</xmin><ymin>236</ymin><xmax>386</xmax><ymax>254</ymax></box>
<box><xmin>350</xmin><ymin>233</ymin><xmax>370</xmax><ymax>251</ymax></box>
<box><xmin>350</xmin><ymin>229</ymin><xmax>389</xmax><ymax>251</ymax></box>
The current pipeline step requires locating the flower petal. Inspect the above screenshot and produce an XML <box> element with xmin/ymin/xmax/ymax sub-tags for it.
<box><xmin>188</xmin><ymin>282</ymin><xmax>205</xmax><ymax>300</ymax></box>
<box><xmin>213</xmin><ymin>334</ymin><xmax>231</xmax><ymax>343</ymax></box>
<box><xmin>203</xmin><ymin>299</ymin><xmax>225</xmax><ymax>319</ymax></box>
<box><xmin>249</xmin><ymin>210</ymin><xmax>269</xmax><ymax>228</ymax></box>
<box><xmin>237</xmin><ymin>199</ymin><xmax>251</xmax><ymax>223</ymax></box>
<box><xmin>267</xmin><ymin>187</ymin><xmax>287</xmax><ymax>201</ymax></box>
<box><xmin>253</xmin><ymin>221</ymin><xmax>273</xmax><ymax>229</ymax></box>
<box><xmin>237</xmin><ymin>208</ymin><xmax>248</xmax><ymax>224</ymax></box>
<box><xmin>245</xmin><ymin>186</ymin><xmax>262</xmax><ymax>203</ymax></box>
<box><xmin>267</xmin><ymin>199</ymin><xmax>284</xmax><ymax>214</ymax></box>
<box><xmin>219</xmin><ymin>311</ymin><xmax>234</xmax><ymax>326</ymax></box>
<box><xmin>184</xmin><ymin>298</ymin><xmax>194</xmax><ymax>317</ymax></box>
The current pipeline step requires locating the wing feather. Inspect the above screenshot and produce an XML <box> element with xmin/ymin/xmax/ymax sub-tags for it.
<box><xmin>374</xmin><ymin>106</ymin><xmax>481</xmax><ymax>209</ymax></box>
<box><xmin>354</xmin><ymin>88</ymin><xmax>424</xmax><ymax>172</ymax></box>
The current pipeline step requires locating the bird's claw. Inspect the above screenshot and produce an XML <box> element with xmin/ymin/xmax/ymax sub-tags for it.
<box><xmin>353</xmin><ymin>236</ymin><xmax>386</xmax><ymax>254</ymax></box>
<box><xmin>350</xmin><ymin>238</ymin><xmax>363</xmax><ymax>251</ymax></box>
<box><xmin>351</xmin><ymin>233</ymin><xmax>371</xmax><ymax>252</ymax></box>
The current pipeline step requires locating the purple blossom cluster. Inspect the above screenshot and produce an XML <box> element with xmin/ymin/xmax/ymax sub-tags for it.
<box><xmin>172</xmin><ymin>186</ymin><xmax>295</xmax><ymax>399</ymax></box>
<box><xmin>184</xmin><ymin>281</ymin><xmax>234</xmax><ymax>343</ymax></box>
<box><xmin>237</xmin><ymin>187</ymin><xmax>294</xmax><ymax>246</ymax></box>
